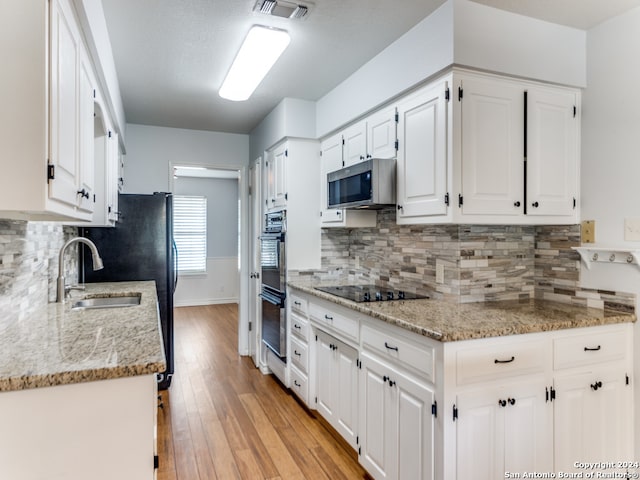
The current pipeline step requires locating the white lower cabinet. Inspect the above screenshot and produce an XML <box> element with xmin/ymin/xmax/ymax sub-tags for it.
<box><xmin>291</xmin><ymin>289</ymin><xmax>633</xmax><ymax>480</ymax></box>
<box><xmin>315</xmin><ymin>329</ymin><xmax>359</xmax><ymax>449</ymax></box>
<box><xmin>455</xmin><ymin>378</ymin><xmax>551</xmax><ymax>479</ymax></box>
<box><xmin>359</xmin><ymin>351</ymin><xmax>435</xmax><ymax>480</ymax></box>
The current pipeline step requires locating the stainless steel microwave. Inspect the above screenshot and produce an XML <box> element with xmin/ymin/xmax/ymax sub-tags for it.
<box><xmin>327</xmin><ymin>158</ymin><xmax>396</xmax><ymax>209</ymax></box>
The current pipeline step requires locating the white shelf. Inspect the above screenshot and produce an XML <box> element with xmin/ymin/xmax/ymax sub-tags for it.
<box><xmin>572</xmin><ymin>246</ymin><xmax>640</xmax><ymax>270</ymax></box>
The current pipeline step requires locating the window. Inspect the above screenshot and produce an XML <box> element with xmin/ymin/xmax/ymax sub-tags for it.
<box><xmin>173</xmin><ymin>195</ymin><xmax>207</xmax><ymax>273</ymax></box>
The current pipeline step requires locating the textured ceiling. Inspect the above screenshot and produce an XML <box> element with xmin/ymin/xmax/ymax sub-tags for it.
<box><xmin>102</xmin><ymin>0</ymin><xmax>640</xmax><ymax>135</ymax></box>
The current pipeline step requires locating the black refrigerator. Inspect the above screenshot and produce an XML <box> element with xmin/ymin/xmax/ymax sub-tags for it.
<box><xmin>79</xmin><ymin>192</ymin><xmax>177</xmax><ymax>390</ymax></box>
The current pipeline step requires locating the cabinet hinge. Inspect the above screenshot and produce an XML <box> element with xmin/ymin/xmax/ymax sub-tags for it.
<box><xmin>315</xmin><ymin>335</ymin><xmax>318</xmax><ymax>342</ymax></box>
<box><xmin>626</xmin><ymin>374</ymin><xmax>630</xmax><ymax>385</ymax></box>
<box><xmin>265</xmin><ymin>199</ymin><xmax>268</xmax><ymax>206</ymax></box>
<box><xmin>342</xmin><ymin>160</ymin><xmax>345</xmax><ymax>167</ymax></box>
<box><xmin>108</xmin><ymin>130</ymin><xmax>112</xmax><ymax>138</ymax></box>
<box><xmin>573</xmin><ymin>197</ymin><xmax>576</xmax><ymax>209</ymax></box>
<box><xmin>444</xmin><ymin>192</ymin><xmax>450</xmax><ymax>206</ymax></box>
<box><xmin>432</xmin><ymin>401</ymin><xmax>437</xmax><ymax>417</ymax></box>
<box><xmin>356</xmin><ymin>435</ymin><xmax>359</xmax><ymax>445</ymax></box>
<box><xmin>154</xmin><ymin>455</ymin><xmax>159</xmax><ymax>469</ymax></box>
<box><xmin>550</xmin><ymin>387</ymin><xmax>556</xmax><ymax>401</ymax></box>
<box><xmin>285</xmin><ymin>149</ymin><xmax>288</xmax><ymax>157</ymax></box>
<box><xmin>358</xmin><ymin>446</ymin><xmax>361</xmax><ymax>456</ymax></box>
<box><xmin>319</xmin><ymin>150</ymin><xmax>322</xmax><ymax>157</ymax></box>
<box><xmin>395</xmin><ymin>112</ymin><xmax>399</xmax><ymax>123</ymax></box>
<box><xmin>394</xmin><ymin>139</ymin><xmax>399</xmax><ymax>150</ymax></box>
<box><xmin>445</xmin><ymin>87</ymin><xmax>450</xmax><ymax>101</ymax></box>
<box><xmin>93</xmin><ymin>89</ymin><xmax>96</xmax><ymax>99</ymax></box>
<box><xmin>248</xmin><ymin>185</ymin><xmax>252</xmax><ymax>196</ymax></box>
<box><xmin>284</xmin><ymin>193</ymin><xmax>288</xmax><ymax>201</ymax></box>
<box><xmin>573</xmin><ymin>105</ymin><xmax>577</xmax><ymax>118</ymax></box>
<box><xmin>248</xmin><ymin>321</ymin><xmax>252</xmax><ymax>332</ymax></box>
<box><xmin>93</xmin><ymin>194</ymin><xmax>96</xmax><ymax>203</ymax></box>
<box><xmin>458</xmin><ymin>87</ymin><xmax>463</xmax><ymax>101</ymax></box>
<box><xmin>546</xmin><ymin>387</ymin><xmax>549</xmax><ymax>402</ymax></box>
<box><xmin>453</xmin><ymin>404</ymin><xmax>458</xmax><ymax>421</ymax></box>
<box><xmin>47</xmin><ymin>164</ymin><xmax>55</xmax><ymax>183</ymax></box>
<box><xmin>458</xmin><ymin>194</ymin><xmax>463</xmax><ymax>208</ymax></box>
<box><xmin>315</xmin><ymin>396</ymin><xmax>318</xmax><ymax>404</ymax></box>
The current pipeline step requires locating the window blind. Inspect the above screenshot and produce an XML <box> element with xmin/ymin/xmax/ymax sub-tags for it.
<box><xmin>173</xmin><ymin>195</ymin><xmax>207</xmax><ymax>273</ymax></box>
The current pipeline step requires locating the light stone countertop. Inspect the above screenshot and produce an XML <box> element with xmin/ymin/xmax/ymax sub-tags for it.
<box><xmin>0</xmin><ymin>281</ymin><xmax>166</xmax><ymax>392</ymax></box>
<box><xmin>289</xmin><ymin>283</ymin><xmax>636</xmax><ymax>342</ymax></box>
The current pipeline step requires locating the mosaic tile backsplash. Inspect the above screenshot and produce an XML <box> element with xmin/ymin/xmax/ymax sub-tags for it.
<box><xmin>0</xmin><ymin>221</ymin><xmax>77</xmax><ymax>325</ymax></box>
<box><xmin>290</xmin><ymin>210</ymin><xmax>634</xmax><ymax>311</ymax></box>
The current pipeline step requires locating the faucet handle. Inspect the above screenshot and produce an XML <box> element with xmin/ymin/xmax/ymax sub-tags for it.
<box><xmin>65</xmin><ymin>284</ymin><xmax>86</xmax><ymax>295</ymax></box>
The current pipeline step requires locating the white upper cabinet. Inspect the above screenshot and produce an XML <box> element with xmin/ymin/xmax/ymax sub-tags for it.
<box><xmin>343</xmin><ymin>121</ymin><xmax>367</xmax><ymax>167</ymax></box>
<box><xmin>396</xmin><ymin>79</ymin><xmax>450</xmax><ymax>224</ymax></box>
<box><xmin>458</xmin><ymin>75</ymin><xmax>524</xmax><ymax>217</ymax></box>
<box><xmin>526</xmin><ymin>87</ymin><xmax>579</xmax><ymax>217</ymax></box>
<box><xmin>0</xmin><ymin>0</ymin><xmax>115</xmax><ymax>221</ymax></box>
<box><xmin>454</xmin><ymin>71</ymin><xmax>580</xmax><ymax>224</ymax></box>
<box><xmin>366</xmin><ymin>106</ymin><xmax>398</xmax><ymax>161</ymax></box>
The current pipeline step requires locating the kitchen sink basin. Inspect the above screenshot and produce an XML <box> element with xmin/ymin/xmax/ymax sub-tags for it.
<box><xmin>71</xmin><ymin>294</ymin><xmax>141</xmax><ymax>310</ymax></box>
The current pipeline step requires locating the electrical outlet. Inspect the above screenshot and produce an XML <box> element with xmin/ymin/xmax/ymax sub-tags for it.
<box><xmin>581</xmin><ymin>220</ymin><xmax>595</xmax><ymax>244</ymax></box>
<box><xmin>625</xmin><ymin>218</ymin><xmax>640</xmax><ymax>241</ymax></box>
<box><xmin>436</xmin><ymin>263</ymin><xmax>445</xmax><ymax>284</ymax></box>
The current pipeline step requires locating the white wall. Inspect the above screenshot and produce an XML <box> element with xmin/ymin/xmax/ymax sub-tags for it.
<box><xmin>123</xmin><ymin>124</ymin><xmax>249</xmax><ymax>194</ymax></box>
<box><xmin>249</xmin><ymin>98</ymin><xmax>316</xmax><ymax>161</ymax></box>
<box><xmin>581</xmin><ymin>5</ymin><xmax>640</xmax><ymax>456</ymax></box>
<box><xmin>314</xmin><ymin>0</ymin><xmax>586</xmax><ymax>139</ymax></box>
<box><xmin>122</xmin><ymin>123</ymin><xmax>249</xmax><ymax>307</ymax></box>
<box><xmin>453</xmin><ymin>0</ymin><xmax>586</xmax><ymax>88</ymax></box>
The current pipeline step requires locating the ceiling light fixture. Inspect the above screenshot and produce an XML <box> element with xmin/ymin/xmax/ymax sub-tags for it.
<box><xmin>219</xmin><ymin>25</ymin><xmax>291</xmax><ymax>102</ymax></box>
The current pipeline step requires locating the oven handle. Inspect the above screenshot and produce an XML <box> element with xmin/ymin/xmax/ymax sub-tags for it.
<box><xmin>259</xmin><ymin>292</ymin><xmax>285</xmax><ymax>307</ymax></box>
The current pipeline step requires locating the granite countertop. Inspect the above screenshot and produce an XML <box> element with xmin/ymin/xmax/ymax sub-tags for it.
<box><xmin>289</xmin><ymin>283</ymin><xmax>636</xmax><ymax>342</ymax></box>
<box><xmin>0</xmin><ymin>281</ymin><xmax>166</xmax><ymax>392</ymax></box>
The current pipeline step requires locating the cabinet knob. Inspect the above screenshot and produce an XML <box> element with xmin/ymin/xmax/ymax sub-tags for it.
<box><xmin>508</xmin><ymin>398</ymin><xmax>516</xmax><ymax>406</ymax></box>
<box><xmin>531</xmin><ymin>201</ymin><xmax>539</xmax><ymax>208</ymax></box>
<box><xmin>397</xmin><ymin>205</ymin><xmax>403</xmax><ymax>211</ymax></box>
<box><xmin>590</xmin><ymin>381</ymin><xmax>603</xmax><ymax>391</ymax></box>
<box><xmin>77</xmin><ymin>189</ymin><xmax>89</xmax><ymax>199</ymax></box>
<box><xmin>498</xmin><ymin>399</ymin><xmax>507</xmax><ymax>407</ymax></box>
<box><xmin>360</xmin><ymin>155</ymin><xmax>365</xmax><ymax>160</ymax></box>
<box><xmin>514</xmin><ymin>201</ymin><xmax>521</xmax><ymax>207</ymax></box>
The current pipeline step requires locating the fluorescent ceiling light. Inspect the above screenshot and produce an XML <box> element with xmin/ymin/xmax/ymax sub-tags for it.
<box><xmin>219</xmin><ymin>25</ymin><xmax>290</xmax><ymax>102</ymax></box>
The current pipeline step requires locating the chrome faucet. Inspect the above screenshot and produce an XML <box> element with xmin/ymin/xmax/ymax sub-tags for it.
<box><xmin>56</xmin><ymin>237</ymin><xmax>104</xmax><ymax>303</ymax></box>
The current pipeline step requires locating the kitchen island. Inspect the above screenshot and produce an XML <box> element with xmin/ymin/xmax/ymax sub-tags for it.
<box><xmin>287</xmin><ymin>282</ymin><xmax>636</xmax><ymax>480</ymax></box>
<box><xmin>0</xmin><ymin>281</ymin><xmax>166</xmax><ymax>480</ymax></box>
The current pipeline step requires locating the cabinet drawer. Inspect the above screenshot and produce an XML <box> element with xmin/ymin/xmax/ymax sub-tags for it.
<box><xmin>456</xmin><ymin>340</ymin><xmax>547</xmax><ymax>385</ymax></box>
<box><xmin>361</xmin><ymin>324</ymin><xmax>435</xmax><ymax>382</ymax></box>
<box><xmin>290</xmin><ymin>366</ymin><xmax>309</xmax><ymax>404</ymax></box>
<box><xmin>290</xmin><ymin>312</ymin><xmax>309</xmax><ymax>341</ymax></box>
<box><xmin>554</xmin><ymin>329</ymin><xmax>628</xmax><ymax>370</ymax></box>
<box><xmin>290</xmin><ymin>335</ymin><xmax>309</xmax><ymax>373</ymax></box>
<box><xmin>309</xmin><ymin>302</ymin><xmax>359</xmax><ymax>341</ymax></box>
<box><xmin>289</xmin><ymin>292</ymin><xmax>308</xmax><ymax>316</ymax></box>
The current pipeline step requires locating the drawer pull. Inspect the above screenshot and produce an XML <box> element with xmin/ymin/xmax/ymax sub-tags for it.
<box><xmin>494</xmin><ymin>356</ymin><xmax>515</xmax><ymax>364</ymax></box>
<box><xmin>294</xmin><ymin>301</ymin><xmax>302</xmax><ymax>306</ymax></box>
<box><xmin>384</xmin><ymin>342</ymin><xmax>399</xmax><ymax>352</ymax></box>
<box><xmin>591</xmin><ymin>381</ymin><xmax>603</xmax><ymax>391</ymax></box>
<box><xmin>324</xmin><ymin>314</ymin><xmax>333</xmax><ymax>320</ymax></box>
<box><xmin>294</xmin><ymin>350</ymin><xmax>301</xmax><ymax>357</ymax></box>
<box><xmin>584</xmin><ymin>345</ymin><xmax>601</xmax><ymax>352</ymax></box>
<box><xmin>294</xmin><ymin>324</ymin><xmax>302</xmax><ymax>329</ymax></box>
<box><xmin>294</xmin><ymin>380</ymin><xmax>301</xmax><ymax>387</ymax></box>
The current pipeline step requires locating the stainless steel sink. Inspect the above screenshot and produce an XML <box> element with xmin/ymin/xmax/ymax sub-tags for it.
<box><xmin>71</xmin><ymin>294</ymin><xmax>141</xmax><ymax>310</ymax></box>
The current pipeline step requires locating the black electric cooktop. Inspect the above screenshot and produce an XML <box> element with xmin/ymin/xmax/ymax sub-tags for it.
<box><xmin>314</xmin><ymin>285</ymin><xmax>428</xmax><ymax>303</ymax></box>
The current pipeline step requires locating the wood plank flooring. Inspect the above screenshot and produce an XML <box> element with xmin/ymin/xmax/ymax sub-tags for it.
<box><xmin>157</xmin><ymin>304</ymin><xmax>370</xmax><ymax>480</ymax></box>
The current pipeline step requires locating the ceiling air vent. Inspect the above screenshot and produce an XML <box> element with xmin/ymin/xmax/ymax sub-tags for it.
<box><xmin>253</xmin><ymin>0</ymin><xmax>312</xmax><ymax>20</ymax></box>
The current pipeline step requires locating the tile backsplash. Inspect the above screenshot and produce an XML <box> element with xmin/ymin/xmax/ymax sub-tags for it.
<box><xmin>291</xmin><ymin>211</ymin><xmax>635</xmax><ymax>312</ymax></box>
<box><xmin>0</xmin><ymin>221</ymin><xmax>77</xmax><ymax>324</ymax></box>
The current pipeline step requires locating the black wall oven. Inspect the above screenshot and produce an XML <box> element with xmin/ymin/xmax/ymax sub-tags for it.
<box><xmin>260</xmin><ymin>211</ymin><xmax>286</xmax><ymax>358</ymax></box>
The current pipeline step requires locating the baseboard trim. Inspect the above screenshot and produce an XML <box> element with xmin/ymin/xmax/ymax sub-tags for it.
<box><xmin>174</xmin><ymin>297</ymin><xmax>239</xmax><ymax>307</ymax></box>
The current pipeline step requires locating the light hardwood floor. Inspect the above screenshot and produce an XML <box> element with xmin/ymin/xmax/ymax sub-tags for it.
<box><xmin>157</xmin><ymin>304</ymin><xmax>370</xmax><ymax>480</ymax></box>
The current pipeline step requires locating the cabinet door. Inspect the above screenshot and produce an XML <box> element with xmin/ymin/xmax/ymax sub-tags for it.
<box><xmin>359</xmin><ymin>353</ymin><xmax>396</xmax><ymax>480</ymax></box>
<box><xmin>320</xmin><ymin>133</ymin><xmax>345</xmax><ymax>224</ymax></box>
<box><xmin>343</xmin><ymin>121</ymin><xmax>367</xmax><ymax>167</ymax></box>
<box><xmin>459</xmin><ymin>76</ymin><xmax>524</xmax><ymax>216</ymax></box>
<box><xmin>49</xmin><ymin>0</ymin><xmax>81</xmax><ymax>208</ymax></box>
<box><xmin>367</xmin><ymin>106</ymin><xmax>397</xmax><ymax>160</ymax></box>
<box><xmin>272</xmin><ymin>144</ymin><xmax>287</xmax><ymax>208</ymax></box>
<box><xmin>396</xmin><ymin>80</ymin><xmax>449</xmax><ymax>221</ymax></box>
<box><xmin>526</xmin><ymin>88</ymin><xmax>578</xmax><ymax>217</ymax></box>
<box><xmin>315</xmin><ymin>330</ymin><xmax>336</xmax><ymax>421</ymax></box>
<box><xmin>396</xmin><ymin>370</ymin><xmax>435</xmax><ymax>480</ymax></box>
<box><xmin>334</xmin><ymin>339</ymin><xmax>359</xmax><ymax>449</ymax></box>
<box><xmin>455</xmin><ymin>387</ymin><xmax>503</xmax><ymax>480</ymax></box>
<box><xmin>502</xmin><ymin>381</ymin><xmax>552</xmax><ymax>474</ymax></box>
<box><xmin>107</xmin><ymin>131</ymin><xmax>119</xmax><ymax>222</ymax></box>
<box><xmin>77</xmin><ymin>47</ymin><xmax>95</xmax><ymax>214</ymax></box>
<box><xmin>554</xmin><ymin>368</ymin><xmax>631</xmax><ymax>473</ymax></box>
